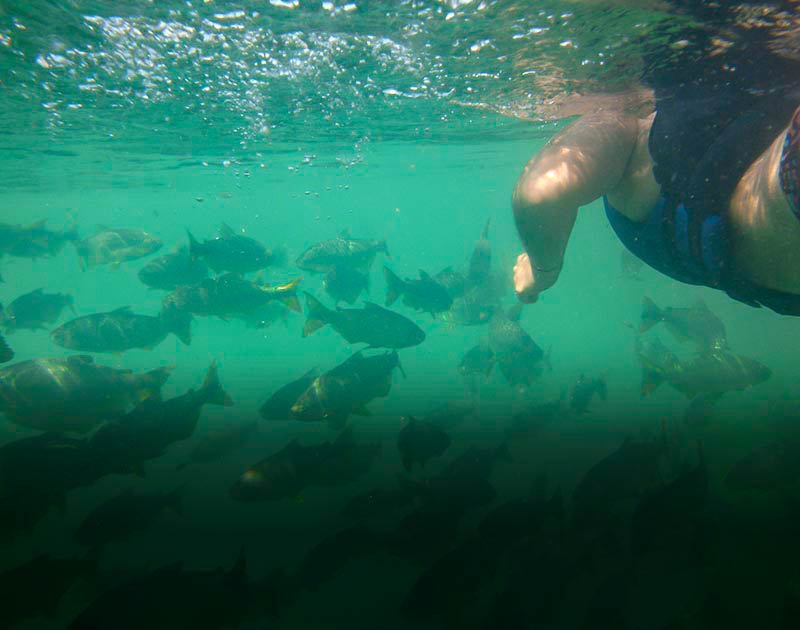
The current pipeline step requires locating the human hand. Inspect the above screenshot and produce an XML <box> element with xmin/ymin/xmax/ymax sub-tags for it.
<box><xmin>513</xmin><ymin>252</ymin><xmax>558</xmax><ymax>303</ymax></box>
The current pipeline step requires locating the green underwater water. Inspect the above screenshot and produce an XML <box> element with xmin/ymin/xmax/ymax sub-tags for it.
<box><xmin>2</xmin><ymin>1</ymin><xmax>800</xmax><ymax>628</ymax></box>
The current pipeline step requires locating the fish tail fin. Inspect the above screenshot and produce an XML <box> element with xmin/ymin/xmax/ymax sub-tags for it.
<box><xmin>160</xmin><ymin>305</ymin><xmax>193</xmax><ymax>346</ymax></box>
<box><xmin>383</xmin><ymin>266</ymin><xmax>404</xmax><ymax>306</ymax></box>
<box><xmin>201</xmin><ymin>361</ymin><xmax>234</xmax><ymax>406</ymax></box>
<box><xmin>393</xmin><ymin>350</ymin><xmax>406</xmax><ymax>379</ymax></box>
<box><xmin>640</xmin><ymin>296</ymin><xmax>663</xmax><ymax>332</ymax></box>
<box><xmin>303</xmin><ymin>292</ymin><xmax>331</xmax><ymax>336</ymax></box>
<box><xmin>137</xmin><ymin>365</ymin><xmax>174</xmax><ymax>402</ymax></box>
<box><xmin>186</xmin><ymin>228</ymin><xmax>203</xmax><ymax>260</ymax></box>
<box><xmin>270</xmin><ymin>277</ymin><xmax>302</xmax><ymax>312</ymax></box>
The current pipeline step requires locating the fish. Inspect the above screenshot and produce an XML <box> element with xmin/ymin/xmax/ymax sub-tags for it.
<box><xmin>506</xmin><ymin>393</ymin><xmax>565</xmax><ymax>437</ymax></box>
<box><xmin>303</xmin><ymin>293</ymin><xmax>425</xmax><ymax>349</ymax></box>
<box><xmin>0</xmin><ymin>433</ymin><xmax>110</xmax><ymax>539</ymax></box>
<box><xmin>186</xmin><ymin>223</ymin><xmax>282</xmax><ymax>274</ymax></box>
<box><xmin>296</xmin><ymin>526</ymin><xmax>381</xmax><ymax>591</ymax></box>
<box><xmin>466</xmin><ymin>218</ymin><xmax>492</xmax><ymax>287</ymax></box>
<box><xmin>725</xmin><ymin>441</ymin><xmax>800</xmax><ymax>491</ymax></box>
<box><xmin>87</xmin><ymin>362</ymin><xmax>232</xmax><ymax>474</ymax></box>
<box><xmin>75</xmin><ymin>486</ymin><xmax>184</xmax><ymax>548</ymax></box>
<box><xmin>397</xmin><ymin>417</ymin><xmax>451</xmax><ymax>472</ymax></box>
<box><xmin>434</xmin><ymin>266</ymin><xmax>466</xmax><ymax>299</ymax></box>
<box><xmin>0</xmin><ymin>333</ymin><xmax>12</xmax><ymax>363</ymax></box>
<box><xmin>458</xmin><ymin>343</ymin><xmax>496</xmax><ymax>384</ymax></box>
<box><xmin>0</xmin><ymin>551</ymin><xmax>97</xmax><ymax>627</ymax></box>
<box><xmin>229</xmin><ymin>438</ymin><xmax>311</xmax><ymax>502</ymax></box>
<box><xmin>162</xmin><ymin>273</ymin><xmax>301</xmax><ymax>318</ymax></box>
<box><xmin>67</xmin><ymin>549</ymin><xmax>269</xmax><ymax>630</ymax></box>
<box><xmin>0</xmin><ymin>288</ymin><xmax>74</xmax><ymax>332</ymax></box>
<box><xmin>0</xmin><ymin>355</ymin><xmax>172</xmax><ymax>433</ymax></box>
<box><xmin>640</xmin><ymin>296</ymin><xmax>728</xmax><ymax>351</ymax></box>
<box><xmin>569</xmin><ymin>374</ymin><xmax>608</xmax><ymax>414</ymax></box>
<box><xmin>322</xmin><ymin>264</ymin><xmax>370</xmax><ymax>305</ymax></box>
<box><xmin>630</xmin><ymin>442</ymin><xmax>708</xmax><ymax>557</ymax></box>
<box><xmin>384</xmin><ymin>266</ymin><xmax>453</xmax><ymax>314</ymax></box>
<box><xmin>51</xmin><ymin>305</ymin><xmax>193</xmax><ymax>352</ymax></box>
<box><xmin>0</xmin><ymin>219</ymin><xmax>80</xmax><ymax>259</ymax></box>
<box><xmin>230</xmin><ymin>427</ymin><xmax>380</xmax><ymax>501</ymax></box>
<box><xmin>296</xmin><ymin>230</ymin><xmax>389</xmax><ymax>273</ymax></box>
<box><xmin>259</xmin><ymin>368</ymin><xmax>320</xmax><ymax>421</ymax></box>
<box><xmin>176</xmin><ymin>421</ymin><xmax>257</xmax><ymax>470</ymax></box>
<box><xmin>289</xmin><ymin>351</ymin><xmax>403</xmax><ymax>428</ymax></box>
<box><xmin>637</xmin><ymin>339</ymin><xmax>772</xmax><ymax>400</ymax></box>
<box><xmin>137</xmin><ymin>245</ymin><xmax>209</xmax><ymax>290</ymax></box>
<box><xmin>74</xmin><ymin>226</ymin><xmax>162</xmax><ymax>269</ymax></box>
<box><xmin>487</xmin><ymin>304</ymin><xmax>549</xmax><ymax>388</ymax></box>
<box><xmin>573</xmin><ymin>433</ymin><xmax>667</xmax><ymax>526</ymax></box>
<box><xmin>441</xmin><ymin>295</ymin><xmax>496</xmax><ymax>327</ymax></box>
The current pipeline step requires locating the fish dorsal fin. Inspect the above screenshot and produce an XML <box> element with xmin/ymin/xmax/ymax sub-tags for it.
<box><xmin>29</xmin><ymin>287</ymin><xmax>45</xmax><ymax>295</ymax></box>
<box><xmin>110</xmin><ymin>306</ymin><xmax>133</xmax><ymax>314</ymax></box>
<box><xmin>339</xmin><ymin>228</ymin><xmax>351</xmax><ymax>239</ymax></box>
<box><xmin>507</xmin><ymin>303</ymin><xmax>524</xmax><ymax>322</ymax></box>
<box><xmin>218</xmin><ymin>223</ymin><xmax>236</xmax><ymax>238</ymax></box>
<box><xmin>419</xmin><ymin>270</ymin><xmax>433</xmax><ymax>282</ymax></box>
<box><xmin>230</xmin><ymin>546</ymin><xmax>247</xmax><ymax>581</ymax></box>
<box><xmin>480</xmin><ymin>218</ymin><xmax>491</xmax><ymax>240</ymax></box>
<box><xmin>438</xmin><ymin>266</ymin><xmax>454</xmax><ymax>274</ymax></box>
<box><xmin>94</xmin><ymin>224</ymin><xmax>110</xmax><ymax>233</ymax></box>
<box><xmin>362</xmin><ymin>301</ymin><xmax>383</xmax><ymax>311</ymax></box>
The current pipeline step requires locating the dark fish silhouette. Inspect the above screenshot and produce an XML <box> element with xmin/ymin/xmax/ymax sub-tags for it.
<box><xmin>87</xmin><ymin>362</ymin><xmax>232</xmax><ymax>474</ymax></box>
<box><xmin>289</xmin><ymin>351</ymin><xmax>403</xmax><ymax>428</ymax></box>
<box><xmin>296</xmin><ymin>231</ymin><xmax>388</xmax><ymax>273</ymax></box>
<box><xmin>75</xmin><ymin>486</ymin><xmax>184</xmax><ymax>548</ymax></box>
<box><xmin>67</xmin><ymin>549</ymin><xmax>269</xmax><ymax>630</ymax></box>
<box><xmin>51</xmin><ymin>305</ymin><xmax>192</xmax><ymax>352</ymax></box>
<box><xmin>0</xmin><ymin>355</ymin><xmax>172</xmax><ymax>433</ymax></box>
<box><xmin>384</xmin><ymin>266</ymin><xmax>453</xmax><ymax>314</ymax></box>
<box><xmin>0</xmin><ymin>219</ymin><xmax>79</xmax><ymax>259</ymax></box>
<box><xmin>187</xmin><ymin>223</ymin><xmax>281</xmax><ymax>274</ymax></box>
<box><xmin>303</xmin><ymin>293</ymin><xmax>425</xmax><ymax>349</ymax></box>
<box><xmin>0</xmin><ymin>551</ymin><xmax>96</xmax><ymax>627</ymax></box>
<box><xmin>323</xmin><ymin>264</ymin><xmax>369</xmax><ymax>305</ymax></box>
<box><xmin>259</xmin><ymin>367</ymin><xmax>320</xmax><ymax>421</ymax></box>
<box><xmin>397</xmin><ymin>417</ymin><xmax>451</xmax><ymax>471</ymax></box>
<box><xmin>0</xmin><ymin>288</ymin><xmax>73</xmax><ymax>332</ymax></box>
<box><xmin>569</xmin><ymin>374</ymin><xmax>608</xmax><ymax>414</ymax></box>
<box><xmin>640</xmin><ymin>296</ymin><xmax>728</xmax><ymax>351</ymax></box>
<box><xmin>163</xmin><ymin>273</ymin><xmax>301</xmax><ymax>318</ymax></box>
<box><xmin>137</xmin><ymin>245</ymin><xmax>209</xmax><ymax>290</ymax></box>
<box><xmin>176</xmin><ymin>421</ymin><xmax>257</xmax><ymax>470</ymax></box>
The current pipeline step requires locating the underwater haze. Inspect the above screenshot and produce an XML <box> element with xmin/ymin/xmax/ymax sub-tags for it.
<box><xmin>2</xmin><ymin>1</ymin><xmax>800</xmax><ymax>628</ymax></box>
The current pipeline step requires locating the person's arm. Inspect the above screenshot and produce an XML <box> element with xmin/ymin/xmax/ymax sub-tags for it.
<box><xmin>512</xmin><ymin>112</ymin><xmax>640</xmax><ymax>302</ymax></box>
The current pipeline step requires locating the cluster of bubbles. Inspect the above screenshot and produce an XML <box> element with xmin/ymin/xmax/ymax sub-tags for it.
<box><xmin>0</xmin><ymin>0</ymin><xmax>683</xmax><ymax>149</ymax></box>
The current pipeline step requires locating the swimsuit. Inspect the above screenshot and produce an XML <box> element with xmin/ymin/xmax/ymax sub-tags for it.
<box><xmin>605</xmin><ymin>104</ymin><xmax>800</xmax><ymax>316</ymax></box>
